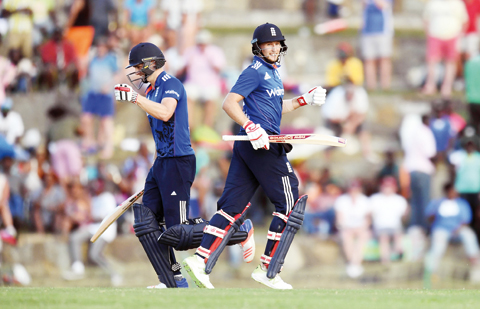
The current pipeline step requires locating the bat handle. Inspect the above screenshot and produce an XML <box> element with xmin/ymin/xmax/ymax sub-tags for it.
<box><xmin>222</xmin><ymin>135</ymin><xmax>250</xmax><ymax>141</ymax></box>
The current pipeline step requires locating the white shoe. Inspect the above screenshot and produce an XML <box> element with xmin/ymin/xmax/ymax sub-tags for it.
<box><xmin>62</xmin><ymin>261</ymin><xmax>85</xmax><ymax>281</ymax></box>
<box><xmin>111</xmin><ymin>274</ymin><xmax>123</xmax><ymax>287</ymax></box>
<box><xmin>182</xmin><ymin>255</ymin><xmax>214</xmax><ymax>289</ymax></box>
<box><xmin>251</xmin><ymin>264</ymin><xmax>292</xmax><ymax>290</ymax></box>
<box><xmin>239</xmin><ymin>219</ymin><xmax>255</xmax><ymax>263</ymax></box>
<box><xmin>346</xmin><ymin>264</ymin><xmax>364</xmax><ymax>278</ymax></box>
<box><xmin>147</xmin><ymin>283</ymin><xmax>167</xmax><ymax>289</ymax></box>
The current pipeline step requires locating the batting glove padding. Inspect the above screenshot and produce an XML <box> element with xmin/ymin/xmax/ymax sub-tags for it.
<box><xmin>114</xmin><ymin>83</ymin><xmax>138</xmax><ymax>104</ymax></box>
<box><xmin>296</xmin><ymin>86</ymin><xmax>326</xmax><ymax>107</ymax></box>
<box><xmin>243</xmin><ymin>120</ymin><xmax>270</xmax><ymax>150</ymax></box>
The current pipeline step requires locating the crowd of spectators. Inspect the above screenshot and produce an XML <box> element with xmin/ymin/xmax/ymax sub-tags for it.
<box><xmin>1</xmin><ymin>0</ymin><xmax>480</xmax><ymax>287</ymax></box>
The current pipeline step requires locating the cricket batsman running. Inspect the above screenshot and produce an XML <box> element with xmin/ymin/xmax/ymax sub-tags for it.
<box><xmin>183</xmin><ymin>23</ymin><xmax>327</xmax><ymax>289</ymax></box>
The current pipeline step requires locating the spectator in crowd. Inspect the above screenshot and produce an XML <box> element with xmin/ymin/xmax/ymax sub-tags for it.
<box><xmin>449</xmin><ymin>137</ymin><xmax>480</xmax><ymax>241</ymax></box>
<box><xmin>121</xmin><ymin>141</ymin><xmax>153</xmax><ymax>195</ymax></box>
<box><xmin>7</xmin><ymin>47</ymin><xmax>36</xmax><ymax>93</ymax></box>
<box><xmin>402</xmin><ymin>114</ymin><xmax>436</xmax><ymax>260</ymax></box>
<box><xmin>444</xmin><ymin>99</ymin><xmax>467</xmax><ymax>136</ymax></box>
<box><xmin>429</xmin><ymin>100</ymin><xmax>455</xmax><ymax>163</ymax></box>
<box><xmin>122</xmin><ymin>0</ymin><xmax>155</xmax><ymax>45</ymax></box>
<box><xmin>178</xmin><ymin>0</ymin><xmax>204</xmax><ymax>53</ymax></box>
<box><xmin>322</xmin><ymin>81</ymin><xmax>375</xmax><ymax>161</ymax></box>
<box><xmin>0</xmin><ymin>98</ymin><xmax>24</xmax><ymax>147</ymax></box>
<box><xmin>38</xmin><ymin>28</ymin><xmax>79</xmax><ymax>90</ymax></box>
<box><xmin>163</xmin><ymin>28</ymin><xmax>186</xmax><ymax>80</ymax></box>
<box><xmin>46</xmin><ymin>104</ymin><xmax>83</xmax><ymax>188</ymax></box>
<box><xmin>457</xmin><ymin>0</ymin><xmax>480</xmax><ymax>77</ymax></box>
<box><xmin>370</xmin><ymin>176</ymin><xmax>408</xmax><ymax>264</ymax></box>
<box><xmin>335</xmin><ymin>179</ymin><xmax>371</xmax><ymax>278</ymax></box>
<box><xmin>62</xmin><ymin>178</ymin><xmax>90</xmax><ymax>239</ymax></box>
<box><xmin>0</xmin><ymin>164</ymin><xmax>16</xmax><ymax>247</ymax></box>
<box><xmin>304</xmin><ymin>182</ymin><xmax>341</xmax><ymax>238</ymax></box>
<box><xmin>183</xmin><ymin>29</ymin><xmax>226</xmax><ymax>128</ymax></box>
<box><xmin>89</xmin><ymin>0</ymin><xmax>118</xmax><ymax>45</ymax></box>
<box><xmin>1</xmin><ymin>0</ymin><xmax>35</xmax><ymax>58</ymax></box>
<box><xmin>64</xmin><ymin>0</ymin><xmax>95</xmax><ymax>79</ymax></box>
<box><xmin>465</xmin><ymin>52</ymin><xmax>480</xmax><ymax>133</ymax></box>
<box><xmin>63</xmin><ymin>178</ymin><xmax>122</xmax><ymax>286</ymax></box>
<box><xmin>424</xmin><ymin>183</ymin><xmax>480</xmax><ymax>285</ymax></box>
<box><xmin>422</xmin><ymin>0</ymin><xmax>468</xmax><ymax>97</ymax></box>
<box><xmin>81</xmin><ymin>37</ymin><xmax>118</xmax><ymax>159</ymax></box>
<box><xmin>31</xmin><ymin>0</ymin><xmax>56</xmax><ymax>48</ymax></box>
<box><xmin>325</xmin><ymin>42</ymin><xmax>364</xmax><ymax>89</ymax></box>
<box><xmin>32</xmin><ymin>170</ymin><xmax>66</xmax><ymax>234</ymax></box>
<box><xmin>0</xmin><ymin>53</ymin><xmax>16</xmax><ymax>104</ymax></box>
<box><xmin>360</xmin><ymin>0</ymin><xmax>394</xmax><ymax>90</ymax></box>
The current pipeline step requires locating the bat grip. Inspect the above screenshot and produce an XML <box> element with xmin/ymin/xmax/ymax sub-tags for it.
<box><xmin>222</xmin><ymin>135</ymin><xmax>250</xmax><ymax>141</ymax></box>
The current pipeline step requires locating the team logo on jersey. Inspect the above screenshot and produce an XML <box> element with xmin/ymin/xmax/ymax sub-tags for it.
<box><xmin>264</xmin><ymin>72</ymin><xmax>271</xmax><ymax>80</ymax></box>
<box><xmin>165</xmin><ymin>90</ymin><xmax>180</xmax><ymax>97</ymax></box>
<box><xmin>162</xmin><ymin>74</ymin><xmax>172</xmax><ymax>82</ymax></box>
<box><xmin>252</xmin><ymin>61</ymin><xmax>262</xmax><ymax>70</ymax></box>
<box><xmin>266</xmin><ymin>87</ymin><xmax>284</xmax><ymax>97</ymax></box>
<box><xmin>271</xmin><ymin>27</ymin><xmax>276</xmax><ymax>36</ymax></box>
<box><xmin>286</xmin><ymin>162</ymin><xmax>293</xmax><ymax>173</ymax></box>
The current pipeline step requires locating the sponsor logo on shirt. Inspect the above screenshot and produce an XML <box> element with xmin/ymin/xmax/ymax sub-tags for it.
<box><xmin>165</xmin><ymin>90</ymin><xmax>180</xmax><ymax>97</ymax></box>
<box><xmin>264</xmin><ymin>72</ymin><xmax>271</xmax><ymax>80</ymax></box>
<box><xmin>266</xmin><ymin>87</ymin><xmax>284</xmax><ymax>97</ymax></box>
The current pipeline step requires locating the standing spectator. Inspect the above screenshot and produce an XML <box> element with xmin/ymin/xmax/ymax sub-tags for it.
<box><xmin>402</xmin><ymin>115</ymin><xmax>437</xmax><ymax>259</ymax></box>
<box><xmin>183</xmin><ymin>29</ymin><xmax>226</xmax><ymax>128</ymax></box>
<box><xmin>429</xmin><ymin>100</ymin><xmax>455</xmax><ymax>162</ymax></box>
<box><xmin>1</xmin><ymin>0</ymin><xmax>34</xmax><ymax>58</ymax></box>
<box><xmin>31</xmin><ymin>0</ymin><xmax>56</xmax><ymax>48</ymax></box>
<box><xmin>465</xmin><ymin>53</ymin><xmax>480</xmax><ymax>133</ymax></box>
<box><xmin>46</xmin><ymin>104</ymin><xmax>83</xmax><ymax>188</ymax></box>
<box><xmin>81</xmin><ymin>37</ymin><xmax>118</xmax><ymax>159</ymax></box>
<box><xmin>89</xmin><ymin>0</ymin><xmax>117</xmax><ymax>45</ymax></box>
<box><xmin>32</xmin><ymin>170</ymin><xmax>66</xmax><ymax>234</ymax></box>
<box><xmin>178</xmin><ymin>0</ymin><xmax>204</xmax><ymax>53</ymax></box>
<box><xmin>450</xmin><ymin>138</ymin><xmax>480</xmax><ymax>241</ymax></box>
<box><xmin>122</xmin><ymin>0</ymin><xmax>155</xmax><ymax>45</ymax></box>
<box><xmin>38</xmin><ymin>28</ymin><xmax>79</xmax><ymax>90</ymax></box>
<box><xmin>458</xmin><ymin>0</ymin><xmax>480</xmax><ymax>69</ymax></box>
<box><xmin>422</xmin><ymin>0</ymin><xmax>468</xmax><ymax>97</ymax></box>
<box><xmin>0</xmin><ymin>54</ymin><xmax>16</xmax><ymax>104</ymax></box>
<box><xmin>0</xmin><ymin>98</ymin><xmax>24</xmax><ymax>147</ymax></box>
<box><xmin>360</xmin><ymin>0</ymin><xmax>394</xmax><ymax>90</ymax></box>
<box><xmin>322</xmin><ymin>81</ymin><xmax>375</xmax><ymax>161</ymax></box>
<box><xmin>424</xmin><ymin>183</ymin><xmax>480</xmax><ymax>285</ymax></box>
<box><xmin>370</xmin><ymin>177</ymin><xmax>408</xmax><ymax>264</ymax></box>
<box><xmin>444</xmin><ymin>99</ymin><xmax>467</xmax><ymax>136</ymax></box>
<box><xmin>325</xmin><ymin>42</ymin><xmax>364</xmax><ymax>89</ymax></box>
<box><xmin>335</xmin><ymin>180</ymin><xmax>371</xmax><ymax>278</ymax></box>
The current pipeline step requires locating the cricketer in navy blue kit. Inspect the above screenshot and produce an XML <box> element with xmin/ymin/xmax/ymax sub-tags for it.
<box><xmin>114</xmin><ymin>42</ymin><xmax>194</xmax><ymax>289</ymax></box>
<box><xmin>183</xmin><ymin>23</ymin><xmax>327</xmax><ymax>290</ymax></box>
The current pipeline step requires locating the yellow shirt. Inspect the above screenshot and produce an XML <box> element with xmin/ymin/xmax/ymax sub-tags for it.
<box><xmin>325</xmin><ymin>57</ymin><xmax>364</xmax><ymax>87</ymax></box>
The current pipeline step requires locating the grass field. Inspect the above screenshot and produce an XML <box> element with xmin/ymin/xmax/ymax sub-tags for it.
<box><xmin>1</xmin><ymin>288</ymin><xmax>480</xmax><ymax>309</ymax></box>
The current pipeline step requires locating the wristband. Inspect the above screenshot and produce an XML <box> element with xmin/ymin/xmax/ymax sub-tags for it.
<box><xmin>131</xmin><ymin>92</ymin><xmax>138</xmax><ymax>105</ymax></box>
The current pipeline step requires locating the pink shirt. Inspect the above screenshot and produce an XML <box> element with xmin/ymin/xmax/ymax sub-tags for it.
<box><xmin>183</xmin><ymin>44</ymin><xmax>225</xmax><ymax>88</ymax></box>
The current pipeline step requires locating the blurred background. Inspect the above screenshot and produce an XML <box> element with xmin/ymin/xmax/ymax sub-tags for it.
<box><xmin>1</xmin><ymin>0</ymin><xmax>480</xmax><ymax>289</ymax></box>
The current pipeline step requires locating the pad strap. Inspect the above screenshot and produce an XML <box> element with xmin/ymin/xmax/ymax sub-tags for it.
<box><xmin>196</xmin><ymin>246</ymin><xmax>211</xmax><ymax>259</ymax></box>
<box><xmin>267</xmin><ymin>230</ymin><xmax>282</xmax><ymax>241</ymax></box>
<box><xmin>204</xmin><ymin>225</ymin><xmax>227</xmax><ymax>239</ymax></box>
<box><xmin>273</xmin><ymin>212</ymin><xmax>289</xmax><ymax>223</ymax></box>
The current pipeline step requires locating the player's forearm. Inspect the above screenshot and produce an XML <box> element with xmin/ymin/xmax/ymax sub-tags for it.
<box><xmin>282</xmin><ymin>98</ymin><xmax>302</xmax><ymax>114</ymax></box>
<box><xmin>136</xmin><ymin>95</ymin><xmax>174</xmax><ymax>121</ymax></box>
<box><xmin>222</xmin><ymin>93</ymin><xmax>249</xmax><ymax>127</ymax></box>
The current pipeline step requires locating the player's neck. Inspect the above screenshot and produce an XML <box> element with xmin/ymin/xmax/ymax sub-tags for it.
<box><xmin>147</xmin><ymin>68</ymin><xmax>164</xmax><ymax>86</ymax></box>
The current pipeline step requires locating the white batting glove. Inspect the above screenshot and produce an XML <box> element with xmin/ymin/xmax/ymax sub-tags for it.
<box><xmin>243</xmin><ymin>120</ymin><xmax>270</xmax><ymax>150</ymax></box>
<box><xmin>296</xmin><ymin>86</ymin><xmax>326</xmax><ymax>107</ymax></box>
<box><xmin>114</xmin><ymin>83</ymin><xmax>138</xmax><ymax>104</ymax></box>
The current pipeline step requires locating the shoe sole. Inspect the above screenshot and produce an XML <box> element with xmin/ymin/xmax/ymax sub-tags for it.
<box><xmin>182</xmin><ymin>259</ymin><xmax>207</xmax><ymax>289</ymax></box>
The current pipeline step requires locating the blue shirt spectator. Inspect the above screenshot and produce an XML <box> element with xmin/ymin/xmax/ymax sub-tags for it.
<box><xmin>426</xmin><ymin>196</ymin><xmax>471</xmax><ymax>233</ymax></box>
<box><xmin>124</xmin><ymin>0</ymin><xmax>155</xmax><ymax>28</ymax></box>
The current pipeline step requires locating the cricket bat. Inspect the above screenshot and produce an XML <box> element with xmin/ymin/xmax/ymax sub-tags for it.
<box><xmin>90</xmin><ymin>189</ymin><xmax>144</xmax><ymax>243</ymax></box>
<box><xmin>222</xmin><ymin>134</ymin><xmax>347</xmax><ymax>147</ymax></box>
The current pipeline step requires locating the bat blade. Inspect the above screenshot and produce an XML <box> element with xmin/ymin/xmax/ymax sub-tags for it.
<box><xmin>90</xmin><ymin>189</ymin><xmax>144</xmax><ymax>243</ymax></box>
<box><xmin>222</xmin><ymin>134</ymin><xmax>347</xmax><ymax>147</ymax></box>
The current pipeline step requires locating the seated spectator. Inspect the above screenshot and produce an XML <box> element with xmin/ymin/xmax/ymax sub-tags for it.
<box><xmin>0</xmin><ymin>98</ymin><xmax>24</xmax><ymax>147</ymax></box>
<box><xmin>0</xmin><ymin>53</ymin><xmax>16</xmax><ymax>103</ymax></box>
<box><xmin>63</xmin><ymin>178</ymin><xmax>122</xmax><ymax>286</ymax></box>
<box><xmin>322</xmin><ymin>81</ymin><xmax>376</xmax><ymax>162</ymax></box>
<box><xmin>304</xmin><ymin>182</ymin><xmax>341</xmax><ymax>238</ymax></box>
<box><xmin>32</xmin><ymin>170</ymin><xmax>66</xmax><ymax>234</ymax></box>
<box><xmin>325</xmin><ymin>42</ymin><xmax>364</xmax><ymax>89</ymax></box>
<box><xmin>38</xmin><ymin>28</ymin><xmax>79</xmax><ymax>90</ymax></box>
<box><xmin>7</xmin><ymin>47</ymin><xmax>36</xmax><ymax>93</ymax></box>
<box><xmin>122</xmin><ymin>0</ymin><xmax>155</xmax><ymax>45</ymax></box>
<box><xmin>370</xmin><ymin>177</ymin><xmax>408</xmax><ymax>264</ymax></box>
<box><xmin>335</xmin><ymin>179</ymin><xmax>371</xmax><ymax>278</ymax></box>
<box><xmin>444</xmin><ymin>99</ymin><xmax>467</xmax><ymax>136</ymax></box>
<box><xmin>183</xmin><ymin>29</ymin><xmax>226</xmax><ymax>128</ymax></box>
<box><xmin>62</xmin><ymin>179</ymin><xmax>90</xmax><ymax>237</ymax></box>
<box><xmin>429</xmin><ymin>99</ymin><xmax>456</xmax><ymax>162</ymax></box>
<box><xmin>80</xmin><ymin>37</ymin><xmax>118</xmax><ymax>159</ymax></box>
<box><xmin>1</xmin><ymin>0</ymin><xmax>34</xmax><ymax>58</ymax></box>
<box><xmin>424</xmin><ymin>183</ymin><xmax>480</xmax><ymax>285</ymax></box>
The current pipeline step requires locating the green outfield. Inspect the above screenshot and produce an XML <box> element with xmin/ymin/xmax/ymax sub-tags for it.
<box><xmin>1</xmin><ymin>288</ymin><xmax>480</xmax><ymax>309</ymax></box>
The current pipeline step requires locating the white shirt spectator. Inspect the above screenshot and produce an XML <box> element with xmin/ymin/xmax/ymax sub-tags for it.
<box><xmin>0</xmin><ymin>110</ymin><xmax>24</xmax><ymax>145</ymax></box>
<box><xmin>322</xmin><ymin>85</ymin><xmax>369</xmax><ymax>121</ymax></box>
<box><xmin>88</xmin><ymin>191</ymin><xmax>117</xmax><ymax>243</ymax></box>
<box><xmin>402</xmin><ymin>121</ymin><xmax>437</xmax><ymax>175</ymax></box>
<box><xmin>334</xmin><ymin>193</ymin><xmax>370</xmax><ymax>229</ymax></box>
<box><xmin>423</xmin><ymin>0</ymin><xmax>468</xmax><ymax>40</ymax></box>
<box><xmin>370</xmin><ymin>193</ymin><xmax>408</xmax><ymax>231</ymax></box>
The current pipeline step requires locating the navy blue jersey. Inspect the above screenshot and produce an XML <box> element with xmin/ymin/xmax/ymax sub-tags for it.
<box><xmin>231</xmin><ymin>56</ymin><xmax>284</xmax><ymax>135</ymax></box>
<box><xmin>145</xmin><ymin>71</ymin><xmax>194</xmax><ymax>158</ymax></box>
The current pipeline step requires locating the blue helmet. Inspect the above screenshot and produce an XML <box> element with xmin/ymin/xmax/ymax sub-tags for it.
<box><xmin>126</xmin><ymin>42</ymin><xmax>166</xmax><ymax>89</ymax></box>
<box><xmin>251</xmin><ymin>23</ymin><xmax>288</xmax><ymax>61</ymax></box>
